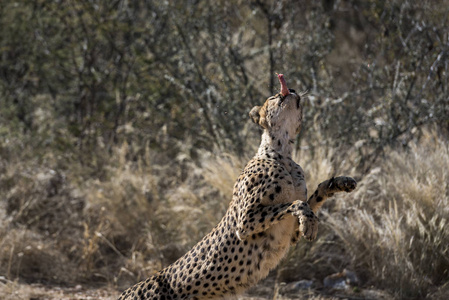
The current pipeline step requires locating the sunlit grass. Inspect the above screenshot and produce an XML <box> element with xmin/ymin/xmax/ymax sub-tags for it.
<box><xmin>1</xmin><ymin>129</ymin><xmax>448</xmax><ymax>298</ymax></box>
<box><xmin>326</xmin><ymin>130</ymin><xmax>449</xmax><ymax>298</ymax></box>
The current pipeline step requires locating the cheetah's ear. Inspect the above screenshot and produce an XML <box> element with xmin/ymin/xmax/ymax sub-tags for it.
<box><xmin>249</xmin><ymin>106</ymin><xmax>268</xmax><ymax>129</ymax></box>
<box><xmin>249</xmin><ymin>106</ymin><xmax>261</xmax><ymax>124</ymax></box>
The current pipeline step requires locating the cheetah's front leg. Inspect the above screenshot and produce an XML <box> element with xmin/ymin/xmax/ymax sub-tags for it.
<box><xmin>307</xmin><ymin>176</ymin><xmax>357</xmax><ymax>213</ymax></box>
<box><xmin>291</xmin><ymin>176</ymin><xmax>357</xmax><ymax>244</ymax></box>
<box><xmin>236</xmin><ymin>200</ymin><xmax>318</xmax><ymax>242</ymax></box>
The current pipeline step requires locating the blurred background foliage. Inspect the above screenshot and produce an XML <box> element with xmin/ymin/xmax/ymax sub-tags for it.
<box><xmin>0</xmin><ymin>0</ymin><xmax>448</xmax><ymax>299</ymax></box>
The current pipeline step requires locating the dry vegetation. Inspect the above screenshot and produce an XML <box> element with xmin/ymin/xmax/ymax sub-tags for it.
<box><xmin>1</xmin><ymin>130</ymin><xmax>448</xmax><ymax>299</ymax></box>
<box><xmin>326</xmin><ymin>131</ymin><xmax>449</xmax><ymax>298</ymax></box>
<box><xmin>1</xmin><ymin>0</ymin><xmax>448</xmax><ymax>299</ymax></box>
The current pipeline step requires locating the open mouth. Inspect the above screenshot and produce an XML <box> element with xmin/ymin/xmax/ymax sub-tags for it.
<box><xmin>277</xmin><ymin>73</ymin><xmax>300</xmax><ymax>109</ymax></box>
<box><xmin>276</xmin><ymin>73</ymin><xmax>290</xmax><ymax>97</ymax></box>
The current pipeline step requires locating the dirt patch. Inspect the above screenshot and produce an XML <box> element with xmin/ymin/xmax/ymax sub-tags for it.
<box><xmin>0</xmin><ymin>281</ymin><xmax>119</xmax><ymax>300</ymax></box>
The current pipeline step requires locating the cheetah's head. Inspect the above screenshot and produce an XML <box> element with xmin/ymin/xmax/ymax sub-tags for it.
<box><xmin>249</xmin><ymin>74</ymin><xmax>304</xmax><ymax>136</ymax></box>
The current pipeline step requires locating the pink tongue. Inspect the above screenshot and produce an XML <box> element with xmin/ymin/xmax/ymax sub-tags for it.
<box><xmin>277</xmin><ymin>73</ymin><xmax>290</xmax><ymax>96</ymax></box>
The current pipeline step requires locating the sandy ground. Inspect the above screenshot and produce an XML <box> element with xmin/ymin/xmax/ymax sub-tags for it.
<box><xmin>0</xmin><ymin>281</ymin><xmax>119</xmax><ymax>300</ymax></box>
<box><xmin>0</xmin><ymin>279</ymin><xmax>395</xmax><ymax>300</ymax></box>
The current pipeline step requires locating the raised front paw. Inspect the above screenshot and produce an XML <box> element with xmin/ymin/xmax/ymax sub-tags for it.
<box><xmin>328</xmin><ymin>176</ymin><xmax>357</xmax><ymax>195</ymax></box>
<box><xmin>291</xmin><ymin>201</ymin><xmax>319</xmax><ymax>241</ymax></box>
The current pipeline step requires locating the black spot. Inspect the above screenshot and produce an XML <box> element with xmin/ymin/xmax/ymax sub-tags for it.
<box><xmin>269</xmin><ymin>194</ymin><xmax>275</xmax><ymax>201</ymax></box>
<box><xmin>316</xmin><ymin>196</ymin><xmax>323</xmax><ymax>202</ymax></box>
<box><xmin>275</xmin><ymin>186</ymin><xmax>282</xmax><ymax>193</ymax></box>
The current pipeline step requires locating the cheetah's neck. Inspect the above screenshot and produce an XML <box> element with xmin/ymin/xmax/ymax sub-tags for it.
<box><xmin>257</xmin><ymin>129</ymin><xmax>295</xmax><ymax>159</ymax></box>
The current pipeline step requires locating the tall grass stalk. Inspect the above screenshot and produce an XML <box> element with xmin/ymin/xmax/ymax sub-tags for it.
<box><xmin>326</xmin><ymin>131</ymin><xmax>449</xmax><ymax>298</ymax></box>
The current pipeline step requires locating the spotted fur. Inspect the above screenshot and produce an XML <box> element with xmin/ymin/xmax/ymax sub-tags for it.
<box><xmin>118</xmin><ymin>90</ymin><xmax>356</xmax><ymax>300</ymax></box>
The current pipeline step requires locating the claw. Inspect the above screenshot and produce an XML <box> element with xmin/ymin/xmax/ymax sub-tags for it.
<box><xmin>236</xmin><ymin>230</ymin><xmax>242</xmax><ymax>241</ymax></box>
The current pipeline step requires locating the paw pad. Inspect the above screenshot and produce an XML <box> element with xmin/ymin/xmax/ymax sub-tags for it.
<box><xmin>333</xmin><ymin>176</ymin><xmax>357</xmax><ymax>193</ymax></box>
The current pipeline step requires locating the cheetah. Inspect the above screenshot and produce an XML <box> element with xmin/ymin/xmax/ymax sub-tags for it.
<box><xmin>118</xmin><ymin>74</ymin><xmax>357</xmax><ymax>300</ymax></box>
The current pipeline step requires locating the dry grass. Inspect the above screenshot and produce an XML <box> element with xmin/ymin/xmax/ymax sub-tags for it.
<box><xmin>325</xmin><ymin>130</ymin><xmax>449</xmax><ymax>298</ymax></box>
<box><xmin>1</xmin><ymin>129</ymin><xmax>448</xmax><ymax>299</ymax></box>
